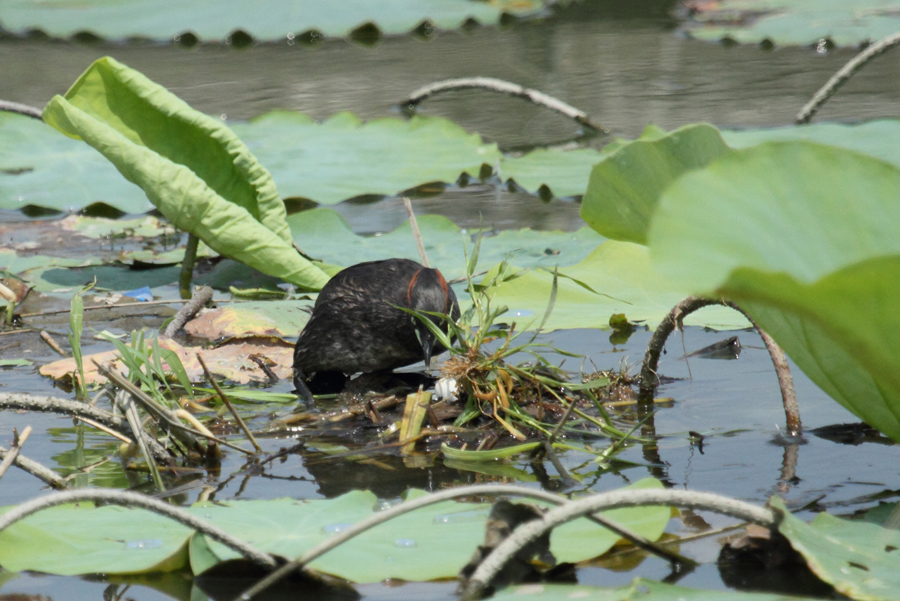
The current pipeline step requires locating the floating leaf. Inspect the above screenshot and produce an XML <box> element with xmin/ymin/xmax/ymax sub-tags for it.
<box><xmin>196</xmin><ymin>478</ymin><xmax>669</xmax><ymax>582</ymax></box>
<box><xmin>234</xmin><ymin>111</ymin><xmax>500</xmax><ymax>205</ymax></box>
<box><xmin>0</xmin><ymin>503</ymin><xmax>192</xmax><ymax>575</ymax></box>
<box><xmin>492</xmin><ymin>578</ymin><xmax>817</xmax><ymax>600</ymax></box>
<box><xmin>184</xmin><ymin>300</ymin><xmax>312</xmax><ymax>341</ymax></box>
<box><xmin>42</xmin><ymin>57</ymin><xmax>329</xmax><ymax>291</ymax></box>
<box><xmin>0</xmin><ymin>480</ymin><xmax>669</xmax><ymax>580</ymax></box>
<box><xmin>682</xmin><ymin>0</ymin><xmax>900</xmax><ymax>47</ymax></box>
<box><xmin>0</xmin><ymin>0</ymin><xmax>549</xmax><ymax>42</ymax></box>
<box><xmin>487</xmin><ymin>240</ymin><xmax>749</xmax><ymax>331</ymax></box>
<box><xmin>772</xmin><ymin>496</ymin><xmax>900</xmax><ymax>601</ymax></box>
<box><xmin>502</xmin><ymin>147</ymin><xmax>606</xmax><ymax>198</ymax></box>
<box><xmin>288</xmin><ymin>209</ymin><xmax>604</xmax><ymax>281</ymax></box>
<box><xmin>0</xmin><ymin>359</ymin><xmax>33</xmax><ymax>367</ymax></box>
<box><xmin>650</xmin><ymin>141</ymin><xmax>900</xmax><ymax>441</ymax></box>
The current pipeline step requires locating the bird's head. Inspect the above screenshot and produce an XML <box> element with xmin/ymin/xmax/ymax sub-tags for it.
<box><xmin>407</xmin><ymin>267</ymin><xmax>459</xmax><ymax>368</ymax></box>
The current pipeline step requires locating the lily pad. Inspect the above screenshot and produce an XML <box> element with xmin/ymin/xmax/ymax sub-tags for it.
<box><xmin>501</xmin><ymin>147</ymin><xmax>607</xmax><ymax>198</ymax></box>
<box><xmin>194</xmin><ymin>478</ymin><xmax>669</xmax><ymax>582</ymax></box>
<box><xmin>682</xmin><ymin>0</ymin><xmax>900</xmax><ymax>47</ymax></box>
<box><xmin>233</xmin><ymin>111</ymin><xmax>500</xmax><ymax>205</ymax></box>
<box><xmin>0</xmin><ymin>479</ymin><xmax>669</xmax><ymax>580</ymax></box>
<box><xmin>288</xmin><ymin>209</ymin><xmax>605</xmax><ymax>281</ymax></box>
<box><xmin>487</xmin><ymin>240</ymin><xmax>750</xmax><ymax>332</ymax></box>
<box><xmin>0</xmin><ymin>359</ymin><xmax>33</xmax><ymax>367</ymax></box>
<box><xmin>0</xmin><ymin>503</ymin><xmax>192</xmax><ymax>575</ymax></box>
<box><xmin>184</xmin><ymin>300</ymin><xmax>312</xmax><ymax>341</ymax></box>
<box><xmin>772</xmin><ymin>496</ymin><xmax>900</xmax><ymax>600</ymax></box>
<box><xmin>492</xmin><ymin>578</ymin><xmax>817</xmax><ymax>600</ymax></box>
<box><xmin>0</xmin><ymin>0</ymin><xmax>548</xmax><ymax>42</ymax></box>
<box><xmin>42</xmin><ymin>57</ymin><xmax>330</xmax><ymax>291</ymax></box>
<box><xmin>649</xmin><ymin>141</ymin><xmax>900</xmax><ymax>441</ymax></box>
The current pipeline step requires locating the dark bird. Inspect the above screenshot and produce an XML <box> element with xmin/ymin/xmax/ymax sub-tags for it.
<box><xmin>293</xmin><ymin>258</ymin><xmax>459</xmax><ymax>401</ymax></box>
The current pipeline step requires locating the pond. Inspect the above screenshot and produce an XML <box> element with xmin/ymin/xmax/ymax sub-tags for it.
<box><xmin>1</xmin><ymin>1</ymin><xmax>899</xmax><ymax>600</ymax></box>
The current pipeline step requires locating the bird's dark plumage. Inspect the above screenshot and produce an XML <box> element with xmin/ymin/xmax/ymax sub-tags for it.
<box><xmin>293</xmin><ymin>258</ymin><xmax>459</xmax><ymax>399</ymax></box>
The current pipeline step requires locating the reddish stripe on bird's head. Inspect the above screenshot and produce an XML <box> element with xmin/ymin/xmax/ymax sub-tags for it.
<box><xmin>407</xmin><ymin>268</ymin><xmax>423</xmax><ymax>307</ymax></box>
<box><xmin>435</xmin><ymin>269</ymin><xmax>450</xmax><ymax>311</ymax></box>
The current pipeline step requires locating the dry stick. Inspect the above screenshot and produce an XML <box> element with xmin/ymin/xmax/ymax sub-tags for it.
<box><xmin>0</xmin><ymin>100</ymin><xmax>43</xmax><ymax>119</ymax></box>
<box><xmin>0</xmin><ymin>392</ymin><xmax>169</xmax><ymax>462</ymax></box>
<box><xmin>638</xmin><ymin>297</ymin><xmax>801</xmax><ymax>435</ymax></box>
<box><xmin>163</xmin><ymin>285</ymin><xmax>213</xmax><ymax>339</ymax></box>
<box><xmin>0</xmin><ymin>443</ymin><xmax>68</xmax><ymax>489</ymax></box>
<box><xmin>402</xmin><ymin>197</ymin><xmax>430</xmax><ymax>267</ymax></box>
<box><xmin>462</xmin><ymin>489</ymin><xmax>778</xmax><ymax>599</ymax></box>
<box><xmin>797</xmin><ymin>30</ymin><xmax>900</xmax><ymax>124</ymax></box>
<box><xmin>198</xmin><ymin>353</ymin><xmax>262</xmax><ymax>453</ymax></box>
<box><xmin>238</xmin><ymin>483</ymin><xmax>690</xmax><ymax>601</ymax></box>
<box><xmin>0</xmin><ymin>489</ymin><xmax>278</xmax><ymax>569</ymax></box>
<box><xmin>20</xmin><ymin>298</ymin><xmax>191</xmax><ymax>319</ymax></box>
<box><xmin>404</xmin><ymin>77</ymin><xmax>605</xmax><ymax>132</ymax></box>
<box><xmin>95</xmin><ymin>362</ymin><xmax>253</xmax><ymax>455</ymax></box>
<box><xmin>39</xmin><ymin>331</ymin><xmax>66</xmax><ymax>356</ymax></box>
<box><xmin>0</xmin><ymin>426</ymin><xmax>32</xmax><ymax>484</ymax></box>
<box><xmin>73</xmin><ymin>415</ymin><xmax>133</xmax><ymax>444</ymax></box>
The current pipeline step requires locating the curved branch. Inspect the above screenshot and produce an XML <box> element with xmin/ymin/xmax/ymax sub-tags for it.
<box><xmin>403</xmin><ymin>77</ymin><xmax>606</xmax><ymax>132</ymax></box>
<box><xmin>238</xmin><ymin>483</ymin><xmax>688</xmax><ymax>600</ymax></box>
<box><xmin>638</xmin><ymin>297</ymin><xmax>800</xmax><ymax>435</ymax></box>
<box><xmin>0</xmin><ymin>100</ymin><xmax>43</xmax><ymax>120</ymax></box>
<box><xmin>461</xmin><ymin>488</ymin><xmax>778</xmax><ymax>598</ymax></box>
<box><xmin>796</xmin><ymin>31</ymin><xmax>900</xmax><ymax>124</ymax></box>
<box><xmin>164</xmin><ymin>284</ymin><xmax>213</xmax><ymax>338</ymax></box>
<box><xmin>0</xmin><ymin>489</ymin><xmax>278</xmax><ymax>569</ymax></box>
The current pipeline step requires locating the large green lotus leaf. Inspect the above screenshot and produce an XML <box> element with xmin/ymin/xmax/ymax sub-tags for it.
<box><xmin>288</xmin><ymin>208</ymin><xmax>604</xmax><ymax>281</ymax></box>
<box><xmin>650</xmin><ymin>142</ymin><xmax>900</xmax><ymax>441</ymax></box>
<box><xmin>492</xmin><ymin>578</ymin><xmax>816</xmax><ymax>600</ymax></box>
<box><xmin>723</xmin><ymin>120</ymin><xmax>900</xmax><ymax>167</ymax></box>
<box><xmin>684</xmin><ymin>0</ymin><xmax>900</xmax><ymax>47</ymax></box>
<box><xmin>193</xmin><ymin>478</ymin><xmax>669</xmax><ymax>582</ymax></box>
<box><xmin>581</xmin><ymin>124</ymin><xmax>731</xmax><ymax>244</ymax></box>
<box><xmin>234</xmin><ymin>111</ymin><xmax>500</xmax><ymax>205</ymax></box>
<box><xmin>772</xmin><ymin>497</ymin><xmax>900</xmax><ymax>600</ymax></box>
<box><xmin>0</xmin><ymin>0</ymin><xmax>546</xmax><ymax>42</ymax></box>
<box><xmin>42</xmin><ymin>57</ymin><xmax>329</xmax><ymax>291</ymax></box>
<box><xmin>0</xmin><ymin>112</ymin><xmax>151</xmax><ymax>213</ymax></box>
<box><xmin>502</xmin><ymin>148</ymin><xmax>607</xmax><ymax>198</ymax></box>
<box><xmin>486</xmin><ymin>240</ymin><xmax>749</xmax><ymax>331</ymax></box>
<box><xmin>0</xmin><ymin>503</ymin><xmax>192</xmax><ymax>575</ymax></box>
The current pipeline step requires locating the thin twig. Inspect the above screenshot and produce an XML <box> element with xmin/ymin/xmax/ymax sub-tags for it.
<box><xmin>39</xmin><ymin>331</ymin><xmax>66</xmax><ymax>356</ymax></box>
<box><xmin>163</xmin><ymin>285</ymin><xmax>213</xmax><ymax>339</ymax></box>
<box><xmin>0</xmin><ymin>426</ymin><xmax>32</xmax><ymax>484</ymax></box>
<box><xmin>797</xmin><ymin>31</ymin><xmax>900</xmax><ymax>124</ymax></box>
<box><xmin>638</xmin><ymin>297</ymin><xmax>801</xmax><ymax>435</ymax></box>
<box><xmin>20</xmin><ymin>298</ymin><xmax>191</xmax><ymax>319</ymax></box>
<box><xmin>0</xmin><ymin>489</ymin><xmax>278</xmax><ymax>569</ymax></box>
<box><xmin>198</xmin><ymin>353</ymin><xmax>262</xmax><ymax>453</ymax></box>
<box><xmin>238</xmin><ymin>483</ymin><xmax>689</xmax><ymax>600</ymax></box>
<box><xmin>0</xmin><ymin>100</ymin><xmax>43</xmax><ymax>119</ymax></box>
<box><xmin>0</xmin><ymin>443</ymin><xmax>68</xmax><ymax>489</ymax></box>
<box><xmin>461</xmin><ymin>488</ymin><xmax>778</xmax><ymax>598</ymax></box>
<box><xmin>402</xmin><ymin>197</ymin><xmax>429</xmax><ymax>267</ymax></box>
<box><xmin>404</xmin><ymin>77</ymin><xmax>605</xmax><ymax>132</ymax></box>
<box><xmin>73</xmin><ymin>415</ymin><xmax>133</xmax><ymax>444</ymax></box>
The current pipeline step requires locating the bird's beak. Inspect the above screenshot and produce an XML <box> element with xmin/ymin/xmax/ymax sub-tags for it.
<box><xmin>422</xmin><ymin>340</ymin><xmax>433</xmax><ymax>369</ymax></box>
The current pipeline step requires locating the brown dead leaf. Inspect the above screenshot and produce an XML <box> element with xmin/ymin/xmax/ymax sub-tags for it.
<box><xmin>40</xmin><ymin>337</ymin><xmax>293</xmax><ymax>385</ymax></box>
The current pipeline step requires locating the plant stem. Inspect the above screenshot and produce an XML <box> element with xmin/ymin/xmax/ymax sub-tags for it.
<box><xmin>179</xmin><ymin>233</ymin><xmax>200</xmax><ymax>300</ymax></box>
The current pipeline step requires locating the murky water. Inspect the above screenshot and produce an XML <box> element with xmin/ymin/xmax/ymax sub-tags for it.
<box><xmin>2</xmin><ymin>1</ymin><xmax>899</xmax><ymax>599</ymax></box>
